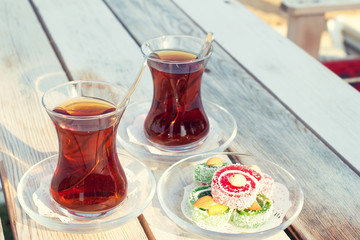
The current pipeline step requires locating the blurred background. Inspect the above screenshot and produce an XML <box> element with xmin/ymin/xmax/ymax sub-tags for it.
<box><xmin>238</xmin><ymin>0</ymin><xmax>360</xmax><ymax>59</ymax></box>
<box><xmin>238</xmin><ymin>0</ymin><xmax>360</xmax><ymax>91</ymax></box>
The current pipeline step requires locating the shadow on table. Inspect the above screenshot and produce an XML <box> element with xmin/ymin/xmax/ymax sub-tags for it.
<box><xmin>0</xmin><ymin>123</ymin><xmax>57</xmax><ymax>239</ymax></box>
<box><xmin>0</xmin><ymin>202</ymin><xmax>12</xmax><ymax>240</ymax></box>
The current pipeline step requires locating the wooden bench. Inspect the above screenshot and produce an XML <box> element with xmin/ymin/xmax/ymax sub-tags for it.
<box><xmin>281</xmin><ymin>0</ymin><xmax>360</xmax><ymax>57</ymax></box>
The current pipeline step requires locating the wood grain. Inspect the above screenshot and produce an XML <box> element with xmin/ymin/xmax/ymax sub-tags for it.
<box><xmin>107</xmin><ymin>0</ymin><xmax>360</xmax><ymax>239</ymax></box>
<box><xmin>176</xmin><ymin>0</ymin><xmax>360</xmax><ymax>173</ymax></box>
<box><xmin>1</xmin><ymin>0</ymin><xmax>360</xmax><ymax>239</ymax></box>
<box><xmin>30</xmin><ymin>0</ymin><xmax>290</xmax><ymax>238</ymax></box>
<box><xmin>0</xmin><ymin>0</ymin><xmax>148</xmax><ymax>239</ymax></box>
<box><xmin>31</xmin><ymin>0</ymin><xmax>152</xmax><ymax>101</ymax></box>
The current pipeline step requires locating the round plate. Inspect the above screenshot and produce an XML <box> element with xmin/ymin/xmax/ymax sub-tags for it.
<box><xmin>17</xmin><ymin>153</ymin><xmax>156</xmax><ymax>233</ymax></box>
<box><xmin>157</xmin><ymin>152</ymin><xmax>304</xmax><ymax>240</ymax></box>
<box><xmin>117</xmin><ymin>100</ymin><xmax>237</xmax><ymax>163</ymax></box>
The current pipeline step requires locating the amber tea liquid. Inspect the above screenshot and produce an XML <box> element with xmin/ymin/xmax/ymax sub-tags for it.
<box><xmin>50</xmin><ymin>97</ymin><xmax>127</xmax><ymax>214</ymax></box>
<box><xmin>144</xmin><ymin>49</ymin><xmax>209</xmax><ymax>150</ymax></box>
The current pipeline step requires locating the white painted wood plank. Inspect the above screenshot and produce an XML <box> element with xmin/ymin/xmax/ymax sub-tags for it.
<box><xmin>0</xmin><ymin>0</ymin><xmax>67</xmax><ymax>238</ymax></box>
<box><xmin>170</xmin><ymin>1</ymin><xmax>360</xmax><ymax>239</ymax></box>
<box><xmin>31</xmin><ymin>0</ymin><xmax>217</xmax><ymax>238</ymax></box>
<box><xmin>0</xmin><ymin>0</ymin><xmax>149</xmax><ymax>239</ymax></box>
<box><xmin>99</xmin><ymin>0</ymin><xmax>360</xmax><ymax>239</ymax></box>
<box><xmin>32</xmin><ymin>0</ymin><xmax>152</xmax><ymax>102</ymax></box>
<box><xmin>31</xmin><ymin>0</ymin><xmax>290</xmax><ymax>239</ymax></box>
<box><xmin>27</xmin><ymin>0</ymin><xmax>360</xmax><ymax>239</ymax></box>
<box><xmin>30</xmin><ymin>0</ymin><xmax>178</xmax><ymax>239</ymax></box>
<box><xmin>175</xmin><ymin>0</ymin><xmax>360</xmax><ymax>173</ymax></box>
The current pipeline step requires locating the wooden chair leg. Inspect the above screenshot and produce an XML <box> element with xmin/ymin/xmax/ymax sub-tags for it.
<box><xmin>287</xmin><ymin>13</ymin><xmax>326</xmax><ymax>58</ymax></box>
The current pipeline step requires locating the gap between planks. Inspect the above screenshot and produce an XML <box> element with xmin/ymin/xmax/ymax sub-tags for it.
<box><xmin>28</xmin><ymin>0</ymin><xmax>74</xmax><ymax>82</ymax></box>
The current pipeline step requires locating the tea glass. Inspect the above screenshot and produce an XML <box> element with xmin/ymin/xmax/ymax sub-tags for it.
<box><xmin>42</xmin><ymin>80</ymin><xmax>129</xmax><ymax>218</ymax></box>
<box><xmin>141</xmin><ymin>35</ymin><xmax>213</xmax><ymax>152</ymax></box>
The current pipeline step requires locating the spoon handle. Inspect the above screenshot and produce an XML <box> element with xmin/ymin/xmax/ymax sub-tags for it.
<box><xmin>118</xmin><ymin>58</ymin><xmax>147</xmax><ymax>109</ymax></box>
<box><xmin>197</xmin><ymin>32</ymin><xmax>214</xmax><ymax>59</ymax></box>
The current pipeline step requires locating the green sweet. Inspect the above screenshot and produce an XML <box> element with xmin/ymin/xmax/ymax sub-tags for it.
<box><xmin>230</xmin><ymin>194</ymin><xmax>273</xmax><ymax>229</ymax></box>
<box><xmin>192</xmin><ymin>207</ymin><xmax>232</xmax><ymax>227</ymax></box>
<box><xmin>189</xmin><ymin>185</ymin><xmax>232</xmax><ymax>226</ymax></box>
<box><xmin>189</xmin><ymin>185</ymin><xmax>211</xmax><ymax>205</ymax></box>
<box><xmin>194</xmin><ymin>162</ymin><xmax>228</xmax><ymax>184</ymax></box>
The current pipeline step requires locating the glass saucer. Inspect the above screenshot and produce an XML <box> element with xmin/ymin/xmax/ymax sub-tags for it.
<box><xmin>17</xmin><ymin>153</ymin><xmax>156</xmax><ymax>233</ymax></box>
<box><xmin>117</xmin><ymin>100</ymin><xmax>237</xmax><ymax>163</ymax></box>
<box><xmin>157</xmin><ymin>152</ymin><xmax>304</xmax><ymax>240</ymax></box>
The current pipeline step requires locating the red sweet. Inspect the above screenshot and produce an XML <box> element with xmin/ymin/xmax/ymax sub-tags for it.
<box><xmin>211</xmin><ymin>164</ymin><xmax>262</xmax><ymax>209</ymax></box>
<box><xmin>259</xmin><ymin>173</ymin><xmax>274</xmax><ymax>197</ymax></box>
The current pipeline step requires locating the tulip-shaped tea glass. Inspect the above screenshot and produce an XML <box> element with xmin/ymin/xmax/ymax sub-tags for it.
<box><xmin>42</xmin><ymin>80</ymin><xmax>129</xmax><ymax>218</ymax></box>
<box><xmin>141</xmin><ymin>35</ymin><xmax>213</xmax><ymax>152</ymax></box>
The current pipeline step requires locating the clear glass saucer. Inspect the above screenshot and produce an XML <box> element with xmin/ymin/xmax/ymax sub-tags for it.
<box><xmin>157</xmin><ymin>152</ymin><xmax>304</xmax><ymax>240</ymax></box>
<box><xmin>17</xmin><ymin>153</ymin><xmax>156</xmax><ymax>233</ymax></box>
<box><xmin>117</xmin><ymin>100</ymin><xmax>237</xmax><ymax>163</ymax></box>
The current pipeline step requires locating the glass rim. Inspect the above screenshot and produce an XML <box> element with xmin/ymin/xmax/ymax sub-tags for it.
<box><xmin>41</xmin><ymin>80</ymin><xmax>128</xmax><ymax>121</ymax></box>
<box><xmin>141</xmin><ymin>34</ymin><xmax>213</xmax><ymax>64</ymax></box>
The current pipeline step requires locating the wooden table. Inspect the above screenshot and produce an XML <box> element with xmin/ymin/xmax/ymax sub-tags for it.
<box><xmin>1</xmin><ymin>0</ymin><xmax>360</xmax><ymax>239</ymax></box>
